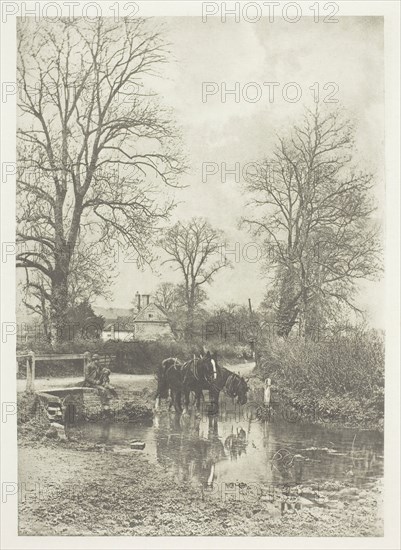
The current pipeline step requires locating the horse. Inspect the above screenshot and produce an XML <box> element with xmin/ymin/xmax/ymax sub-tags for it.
<box><xmin>180</xmin><ymin>351</ymin><xmax>220</xmax><ymax>414</ymax></box>
<box><xmin>154</xmin><ymin>357</ymin><xmax>184</xmax><ymax>412</ymax></box>
<box><xmin>222</xmin><ymin>368</ymin><xmax>249</xmax><ymax>405</ymax></box>
<box><xmin>204</xmin><ymin>367</ymin><xmax>249</xmax><ymax>415</ymax></box>
<box><xmin>155</xmin><ymin>352</ymin><xmax>219</xmax><ymax>414</ymax></box>
<box><xmin>155</xmin><ymin>355</ymin><xmax>249</xmax><ymax>415</ymax></box>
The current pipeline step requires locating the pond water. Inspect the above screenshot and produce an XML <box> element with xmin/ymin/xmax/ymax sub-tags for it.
<box><xmin>74</xmin><ymin>391</ymin><xmax>383</xmax><ymax>498</ymax></box>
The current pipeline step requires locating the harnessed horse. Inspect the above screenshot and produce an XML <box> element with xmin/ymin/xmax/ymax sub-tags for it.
<box><xmin>180</xmin><ymin>351</ymin><xmax>219</xmax><ymax>414</ymax></box>
<box><xmin>155</xmin><ymin>355</ymin><xmax>249</xmax><ymax>415</ymax></box>
<box><xmin>155</xmin><ymin>357</ymin><xmax>183</xmax><ymax>412</ymax></box>
<box><xmin>206</xmin><ymin>367</ymin><xmax>249</xmax><ymax>415</ymax></box>
<box><xmin>155</xmin><ymin>352</ymin><xmax>219</xmax><ymax>413</ymax></box>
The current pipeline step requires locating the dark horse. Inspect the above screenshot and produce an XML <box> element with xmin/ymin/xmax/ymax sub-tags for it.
<box><xmin>206</xmin><ymin>367</ymin><xmax>249</xmax><ymax>415</ymax></box>
<box><xmin>180</xmin><ymin>351</ymin><xmax>219</xmax><ymax>414</ymax></box>
<box><xmin>155</xmin><ymin>352</ymin><xmax>218</xmax><ymax>413</ymax></box>
<box><xmin>155</xmin><ymin>355</ymin><xmax>249</xmax><ymax>414</ymax></box>
<box><xmin>154</xmin><ymin>357</ymin><xmax>184</xmax><ymax>412</ymax></box>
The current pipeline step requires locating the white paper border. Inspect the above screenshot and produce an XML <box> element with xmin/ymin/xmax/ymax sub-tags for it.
<box><xmin>1</xmin><ymin>1</ymin><xmax>399</xmax><ymax>549</ymax></box>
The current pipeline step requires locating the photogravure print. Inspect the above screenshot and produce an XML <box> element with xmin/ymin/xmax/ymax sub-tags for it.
<box><xmin>0</xmin><ymin>1</ymin><xmax>399</xmax><ymax>547</ymax></box>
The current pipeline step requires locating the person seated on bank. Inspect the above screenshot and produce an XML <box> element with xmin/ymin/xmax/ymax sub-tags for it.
<box><xmin>84</xmin><ymin>354</ymin><xmax>117</xmax><ymax>398</ymax></box>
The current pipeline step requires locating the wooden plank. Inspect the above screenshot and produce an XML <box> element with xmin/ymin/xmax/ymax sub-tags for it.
<box><xmin>18</xmin><ymin>353</ymin><xmax>87</xmax><ymax>360</ymax></box>
<box><xmin>39</xmin><ymin>387</ymin><xmax>97</xmax><ymax>393</ymax></box>
<box><xmin>34</xmin><ymin>354</ymin><xmax>85</xmax><ymax>361</ymax></box>
<box><xmin>33</xmin><ymin>353</ymin><xmax>116</xmax><ymax>362</ymax></box>
<box><xmin>37</xmin><ymin>354</ymin><xmax>85</xmax><ymax>361</ymax></box>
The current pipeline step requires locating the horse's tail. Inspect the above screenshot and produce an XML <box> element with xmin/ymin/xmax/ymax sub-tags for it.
<box><xmin>156</xmin><ymin>358</ymin><xmax>173</xmax><ymax>399</ymax></box>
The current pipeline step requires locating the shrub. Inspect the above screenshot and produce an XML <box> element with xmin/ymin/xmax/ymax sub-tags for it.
<box><xmin>255</xmin><ymin>329</ymin><xmax>384</xmax><ymax>424</ymax></box>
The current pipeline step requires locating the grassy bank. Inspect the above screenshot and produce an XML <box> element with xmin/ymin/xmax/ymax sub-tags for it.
<box><xmin>255</xmin><ymin>331</ymin><xmax>384</xmax><ymax>431</ymax></box>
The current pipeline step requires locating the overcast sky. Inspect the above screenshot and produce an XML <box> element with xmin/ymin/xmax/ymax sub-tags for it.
<box><xmin>95</xmin><ymin>16</ymin><xmax>384</xmax><ymax>327</ymax></box>
<box><xmin>16</xmin><ymin>16</ymin><xmax>383</xmax><ymax>325</ymax></box>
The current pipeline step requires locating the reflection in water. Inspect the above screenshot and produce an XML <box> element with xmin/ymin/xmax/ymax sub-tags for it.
<box><xmin>75</xmin><ymin>392</ymin><xmax>383</xmax><ymax>492</ymax></box>
<box><xmin>271</xmin><ymin>448</ymin><xmax>305</xmax><ymax>484</ymax></box>
<box><xmin>224</xmin><ymin>426</ymin><xmax>247</xmax><ymax>460</ymax></box>
<box><xmin>155</xmin><ymin>413</ymin><xmax>226</xmax><ymax>488</ymax></box>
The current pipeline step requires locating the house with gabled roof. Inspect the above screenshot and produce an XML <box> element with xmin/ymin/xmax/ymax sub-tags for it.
<box><xmin>101</xmin><ymin>295</ymin><xmax>175</xmax><ymax>342</ymax></box>
<box><xmin>133</xmin><ymin>302</ymin><xmax>175</xmax><ymax>341</ymax></box>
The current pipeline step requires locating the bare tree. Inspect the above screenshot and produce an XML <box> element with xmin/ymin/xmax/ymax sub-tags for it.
<box><xmin>153</xmin><ymin>282</ymin><xmax>183</xmax><ymax>313</ymax></box>
<box><xmin>159</xmin><ymin>218</ymin><xmax>229</xmax><ymax>339</ymax></box>
<box><xmin>243</xmin><ymin>105</ymin><xmax>382</xmax><ymax>338</ymax></box>
<box><xmin>20</xmin><ymin>271</ymin><xmax>52</xmax><ymax>340</ymax></box>
<box><xmin>66</xmin><ymin>241</ymin><xmax>115</xmax><ymax>307</ymax></box>
<box><xmin>19</xmin><ymin>236</ymin><xmax>115</xmax><ymax>341</ymax></box>
<box><xmin>17</xmin><ymin>18</ymin><xmax>184</xmax><ymax>341</ymax></box>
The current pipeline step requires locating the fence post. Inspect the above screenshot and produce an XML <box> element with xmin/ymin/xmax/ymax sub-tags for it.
<box><xmin>26</xmin><ymin>351</ymin><xmax>35</xmax><ymax>392</ymax></box>
<box><xmin>25</xmin><ymin>355</ymin><xmax>32</xmax><ymax>392</ymax></box>
<box><xmin>83</xmin><ymin>351</ymin><xmax>91</xmax><ymax>379</ymax></box>
<box><xmin>264</xmin><ymin>378</ymin><xmax>271</xmax><ymax>407</ymax></box>
<box><xmin>30</xmin><ymin>351</ymin><xmax>35</xmax><ymax>391</ymax></box>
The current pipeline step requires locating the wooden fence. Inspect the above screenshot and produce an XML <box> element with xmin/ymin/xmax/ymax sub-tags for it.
<box><xmin>16</xmin><ymin>352</ymin><xmax>115</xmax><ymax>392</ymax></box>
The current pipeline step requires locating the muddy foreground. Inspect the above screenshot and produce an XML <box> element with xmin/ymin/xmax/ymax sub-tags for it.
<box><xmin>17</xmin><ymin>367</ymin><xmax>383</xmax><ymax>537</ymax></box>
<box><xmin>18</xmin><ymin>431</ymin><xmax>383</xmax><ymax>537</ymax></box>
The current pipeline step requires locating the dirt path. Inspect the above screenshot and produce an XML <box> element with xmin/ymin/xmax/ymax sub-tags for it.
<box><xmin>17</xmin><ymin>373</ymin><xmax>155</xmax><ymax>394</ymax></box>
<box><xmin>17</xmin><ymin>362</ymin><xmax>255</xmax><ymax>393</ymax></box>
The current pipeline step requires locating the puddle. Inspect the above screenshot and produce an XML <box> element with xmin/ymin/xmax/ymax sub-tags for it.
<box><xmin>73</xmin><ymin>391</ymin><xmax>383</xmax><ymax>503</ymax></box>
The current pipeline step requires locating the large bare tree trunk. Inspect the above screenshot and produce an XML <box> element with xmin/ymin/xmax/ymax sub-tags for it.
<box><xmin>51</xmin><ymin>273</ymin><xmax>69</xmax><ymax>342</ymax></box>
<box><xmin>17</xmin><ymin>18</ymin><xmax>183</xmax><ymax>342</ymax></box>
<box><xmin>276</xmin><ymin>268</ymin><xmax>300</xmax><ymax>337</ymax></box>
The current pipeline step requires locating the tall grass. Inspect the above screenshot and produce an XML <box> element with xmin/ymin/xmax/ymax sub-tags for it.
<box><xmin>256</xmin><ymin>329</ymin><xmax>384</xmax><ymax>427</ymax></box>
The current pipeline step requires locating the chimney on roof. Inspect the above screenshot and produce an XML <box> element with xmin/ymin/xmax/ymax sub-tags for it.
<box><xmin>136</xmin><ymin>292</ymin><xmax>141</xmax><ymax>312</ymax></box>
<box><xmin>142</xmin><ymin>294</ymin><xmax>150</xmax><ymax>307</ymax></box>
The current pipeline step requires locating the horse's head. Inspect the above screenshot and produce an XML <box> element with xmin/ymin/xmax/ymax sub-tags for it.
<box><xmin>202</xmin><ymin>350</ymin><xmax>218</xmax><ymax>381</ymax></box>
<box><xmin>225</xmin><ymin>372</ymin><xmax>249</xmax><ymax>405</ymax></box>
<box><xmin>236</xmin><ymin>376</ymin><xmax>249</xmax><ymax>405</ymax></box>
